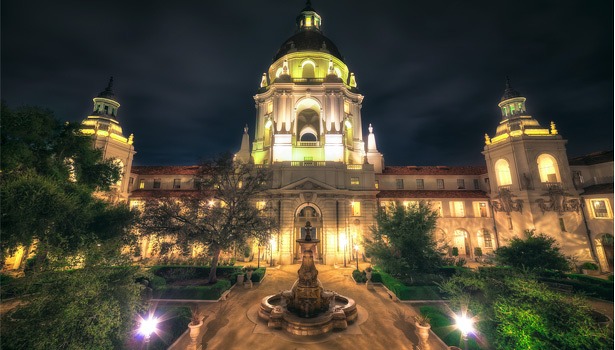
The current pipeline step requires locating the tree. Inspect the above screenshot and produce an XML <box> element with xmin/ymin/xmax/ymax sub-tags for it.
<box><xmin>440</xmin><ymin>271</ymin><xmax>613</xmax><ymax>349</ymax></box>
<box><xmin>365</xmin><ymin>201</ymin><xmax>443</xmax><ymax>276</ymax></box>
<box><xmin>139</xmin><ymin>153</ymin><xmax>275</xmax><ymax>283</ymax></box>
<box><xmin>1</xmin><ymin>103</ymin><xmax>133</xmax><ymax>270</ymax></box>
<box><xmin>495</xmin><ymin>229</ymin><xmax>570</xmax><ymax>272</ymax></box>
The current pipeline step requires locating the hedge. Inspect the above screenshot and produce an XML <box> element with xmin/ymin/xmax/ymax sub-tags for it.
<box><xmin>540</xmin><ymin>276</ymin><xmax>613</xmax><ymax>301</ymax></box>
<box><xmin>378</xmin><ymin>269</ymin><xmax>412</xmax><ymax>300</ymax></box>
<box><xmin>154</xmin><ymin>280</ymin><xmax>231</xmax><ymax>300</ymax></box>
<box><xmin>150</xmin><ymin>265</ymin><xmax>242</xmax><ymax>283</ymax></box>
<box><xmin>352</xmin><ymin>269</ymin><xmax>382</xmax><ymax>283</ymax></box>
<box><xmin>567</xmin><ymin>273</ymin><xmax>614</xmax><ymax>287</ymax></box>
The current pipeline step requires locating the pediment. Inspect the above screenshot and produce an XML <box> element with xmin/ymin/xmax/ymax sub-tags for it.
<box><xmin>280</xmin><ymin>177</ymin><xmax>338</xmax><ymax>191</ymax></box>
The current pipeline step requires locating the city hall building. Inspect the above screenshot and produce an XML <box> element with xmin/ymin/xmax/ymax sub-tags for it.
<box><xmin>10</xmin><ymin>3</ymin><xmax>611</xmax><ymax>272</ymax></box>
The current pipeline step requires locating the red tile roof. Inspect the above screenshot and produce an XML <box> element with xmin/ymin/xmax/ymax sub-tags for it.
<box><xmin>381</xmin><ymin>165</ymin><xmax>487</xmax><ymax>176</ymax></box>
<box><xmin>377</xmin><ymin>190</ymin><xmax>489</xmax><ymax>199</ymax></box>
<box><xmin>581</xmin><ymin>183</ymin><xmax>614</xmax><ymax>195</ymax></box>
<box><xmin>129</xmin><ymin>189</ymin><xmax>214</xmax><ymax>198</ymax></box>
<box><xmin>131</xmin><ymin>165</ymin><xmax>200</xmax><ymax>175</ymax></box>
<box><xmin>569</xmin><ymin>150</ymin><xmax>613</xmax><ymax>166</ymax></box>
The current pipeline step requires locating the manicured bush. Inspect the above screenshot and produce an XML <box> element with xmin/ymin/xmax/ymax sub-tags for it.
<box><xmin>378</xmin><ymin>270</ymin><xmax>412</xmax><ymax>300</ymax></box>
<box><xmin>580</xmin><ymin>262</ymin><xmax>599</xmax><ymax>270</ymax></box>
<box><xmin>154</xmin><ymin>279</ymin><xmax>231</xmax><ymax>300</ymax></box>
<box><xmin>249</xmin><ymin>267</ymin><xmax>266</xmax><ymax>282</ymax></box>
<box><xmin>540</xmin><ymin>276</ymin><xmax>613</xmax><ymax>301</ymax></box>
<box><xmin>150</xmin><ymin>265</ymin><xmax>241</xmax><ymax>283</ymax></box>
<box><xmin>353</xmin><ymin>268</ymin><xmax>382</xmax><ymax>283</ymax></box>
<box><xmin>567</xmin><ymin>273</ymin><xmax>613</xmax><ymax>287</ymax></box>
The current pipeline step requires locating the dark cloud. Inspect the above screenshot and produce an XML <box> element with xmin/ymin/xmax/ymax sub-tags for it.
<box><xmin>2</xmin><ymin>0</ymin><xmax>612</xmax><ymax>166</ymax></box>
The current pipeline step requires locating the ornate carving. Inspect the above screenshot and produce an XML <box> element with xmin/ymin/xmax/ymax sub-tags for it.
<box><xmin>491</xmin><ymin>188</ymin><xmax>523</xmax><ymax>215</ymax></box>
<box><xmin>535</xmin><ymin>187</ymin><xmax>580</xmax><ymax>214</ymax></box>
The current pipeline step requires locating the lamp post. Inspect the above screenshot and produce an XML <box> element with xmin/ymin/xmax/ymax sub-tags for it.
<box><xmin>340</xmin><ymin>234</ymin><xmax>347</xmax><ymax>267</ymax></box>
<box><xmin>455</xmin><ymin>313</ymin><xmax>474</xmax><ymax>350</ymax></box>
<box><xmin>354</xmin><ymin>244</ymin><xmax>359</xmax><ymax>271</ymax></box>
<box><xmin>138</xmin><ymin>314</ymin><xmax>158</xmax><ymax>348</ymax></box>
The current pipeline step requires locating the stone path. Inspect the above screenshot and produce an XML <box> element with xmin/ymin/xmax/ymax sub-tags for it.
<box><xmin>170</xmin><ymin>263</ymin><xmax>447</xmax><ymax>350</ymax></box>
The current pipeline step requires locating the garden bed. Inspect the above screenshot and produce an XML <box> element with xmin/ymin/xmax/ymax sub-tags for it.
<box><xmin>419</xmin><ymin>304</ymin><xmax>484</xmax><ymax>350</ymax></box>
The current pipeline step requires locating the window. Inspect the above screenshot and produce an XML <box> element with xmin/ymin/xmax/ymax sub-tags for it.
<box><xmin>153</xmin><ymin>178</ymin><xmax>161</xmax><ymax>189</ymax></box>
<box><xmin>474</xmin><ymin>202</ymin><xmax>488</xmax><ymax>217</ymax></box>
<box><xmin>437</xmin><ymin>179</ymin><xmax>444</xmax><ymax>189</ymax></box>
<box><xmin>139</xmin><ymin>179</ymin><xmax>145</xmax><ymax>189</ymax></box>
<box><xmin>590</xmin><ymin>199</ymin><xmax>611</xmax><ymax>218</ymax></box>
<box><xmin>255</xmin><ymin>201</ymin><xmax>267</xmax><ymax>210</ymax></box>
<box><xmin>403</xmin><ymin>201</ymin><xmax>418</xmax><ymax>209</ymax></box>
<box><xmin>495</xmin><ymin>159</ymin><xmax>512</xmax><ymax>186</ymax></box>
<box><xmin>129</xmin><ymin>177</ymin><xmax>134</xmax><ymax>186</ymax></box>
<box><xmin>374</xmin><ymin>180</ymin><xmax>379</xmax><ymax>189</ymax></box>
<box><xmin>451</xmin><ymin>201</ymin><xmax>465</xmax><ymax>217</ymax></box>
<box><xmin>457</xmin><ymin>179</ymin><xmax>465</xmax><ymax>189</ymax></box>
<box><xmin>416</xmin><ymin>179</ymin><xmax>424</xmax><ymax>189</ymax></box>
<box><xmin>559</xmin><ymin>218</ymin><xmax>567</xmax><ymax>232</ymax></box>
<box><xmin>173</xmin><ymin>179</ymin><xmax>181</xmax><ymax>189</ymax></box>
<box><xmin>350</xmin><ymin>177</ymin><xmax>360</xmax><ymax>185</ymax></box>
<box><xmin>537</xmin><ymin>154</ymin><xmax>561</xmax><ymax>183</ymax></box>
<box><xmin>396</xmin><ymin>179</ymin><xmax>404</xmax><ymax>189</ymax></box>
<box><xmin>429</xmin><ymin>201</ymin><xmax>443</xmax><ymax>217</ymax></box>
<box><xmin>483</xmin><ymin>231</ymin><xmax>493</xmax><ymax>248</ymax></box>
<box><xmin>351</xmin><ymin>201</ymin><xmax>361</xmax><ymax>216</ymax></box>
<box><xmin>473</xmin><ymin>179</ymin><xmax>480</xmax><ymax>190</ymax></box>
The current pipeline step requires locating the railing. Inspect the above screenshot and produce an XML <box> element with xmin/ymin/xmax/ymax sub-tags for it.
<box><xmin>347</xmin><ymin>164</ymin><xmax>364</xmax><ymax>170</ymax></box>
<box><xmin>497</xmin><ymin>185</ymin><xmax>512</xmax><ymax>191</ymax></box>
<box><xmin>291</xmin><ymin>78</ymin><xmax>325</xmax><ymax>84</ymax></box>
<box><xmin>543</xmin><ymin>182</ymin><xmax>563</xmax><ymax>190</ymax></box>
<box><xmin>290</xmin><ymin>161</ymin><xmax>327</xmax><ymax>167</ymax></box>
<box><xmin>297</xmin><ymin>141</ymin><xmax>320</xmax><ymax>147</ymax></box>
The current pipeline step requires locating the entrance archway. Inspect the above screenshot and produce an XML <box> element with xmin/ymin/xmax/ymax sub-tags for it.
<box><xmin>293</xmin><ymin>203</ymin><xmax>323</xmax><ymax>263</ymax></box>
<box><xmin>453</xmin><ymin>229</ymin><xmax>472</xmax><ymax>258</ymax></box>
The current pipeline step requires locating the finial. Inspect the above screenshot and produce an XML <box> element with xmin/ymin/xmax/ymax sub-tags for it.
<box><xmin>244</xmin><ymin>124</ymin><xmax>249</xmax><ymax>134</ymax></box>
<box><xmin>368</xmin><ymin>123</ymin><xmax>373</xmax><ymax>134</ymax></box>
<box><xmin>550</xmin><ymin>121</ymin><xmax>558</xmax><ymax>135</ymax></box>
<box><xmin>306</xmin><ymin>0</ymin><xmax>312</xmax><ymax>8</ymax></box>
<box><xmin>484</xmin><ymin>133</ymin><xmax>491</xmax><ymax>145</ymax></box>
<box><xmin>128</xmin><ymin>133</ymin><xmax>134</xmax><ymax>144</ymax></box>
<box><xmin>505</xmin><ymin>75</ymin><xmax>511</xmax><ymax>90</ymax></box>
<box><xmin>107</xmin><ymin>76</ymin><xmax>114</xmax><ymax>90</ymax></box>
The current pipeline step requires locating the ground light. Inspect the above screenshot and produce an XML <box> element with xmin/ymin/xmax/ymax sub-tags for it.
<box><xmin>454</xmin><ymin>313</ymin><xmax>474</xmax><ymax>350</ymax></box>
<box><xmin>138</xmin><ymin>314</ymin><xmax>159</xmax><ymax>345</ymax></box>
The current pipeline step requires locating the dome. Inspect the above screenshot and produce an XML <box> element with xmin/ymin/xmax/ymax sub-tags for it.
<box><xmin>273</xmin><ymin>30</ymin><xmax>344</xmax><ymax>62</ymax></box>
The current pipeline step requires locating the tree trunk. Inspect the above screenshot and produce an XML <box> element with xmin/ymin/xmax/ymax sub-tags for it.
<box><xmin>208</xmin><ymin>246</ymin><xmax>221</xmax><ymax>284</ymax></box>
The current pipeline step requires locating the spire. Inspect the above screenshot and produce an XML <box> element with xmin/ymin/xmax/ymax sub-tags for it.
<box><xmin>500</xmin><ymin>76</ymin><xmax>521</xmax><ymax>102</ymax></box>
<box><xmin>236</xmin><ymin>125</ymin><xmax>251</xmax><ymax>163</ymax></box>
<box><xmin>367</xmin><ymin>123</ymin><xmax>378</xmax><ymax>152</ymax></box>
<box><xmin>98</xmin><ymin>76</ymin><xmax>116</xmax><ymax>100</ymax></box>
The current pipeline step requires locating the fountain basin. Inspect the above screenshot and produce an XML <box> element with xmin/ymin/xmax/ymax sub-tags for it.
<box><xmin>258</xmin><ymin>292</ymin><xmax>357</xmax><ymax>335</ymax></box>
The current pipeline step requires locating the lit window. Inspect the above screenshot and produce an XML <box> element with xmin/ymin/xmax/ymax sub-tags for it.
<box><xmin>590</xmin><ymin>199</ymin><xmax>611</xmax><ymax>218</ymax></box>
<box><xmin>403</xmin><ymin>201</ymin><xmax>418</xmax><ymax>209</ymax></box>
<box><xmin>374</xmin><ymin>180</ymin><xmax>379</xmax><ymax>189</ymax></box>
<box><xmin>451</xmin><ymin>201</ymin><xmax>465</xmax><ymax>217</ymax></box>
<box><xmin>305</xmin><ymin>16</ymin><xmax>312</xmax><ymax>26</ymax></box>
<box><xmin>351</xmin><ymin>177</ymin><xmax>360</xmax><ymax>185</ymax></box>
<box><xmin>437</xmin><ymin>179</ymin><xmax>444</xmax><ymax>189</ymax></box>
<box><xmin>351</xmin><ymin>201</ymin><xmax>361</xmax><ymax>216</ymax></box>
<box><xmin>483</xmin><ymin>231</ymin><xmax>493</xmax><ymax>248</ymax></box>
<box><xmin>173</xmin><ymin>179</ymin><xmax>181</xmax><ymax>189</ymax></box>
<box><xmin>457</xmin><ymin>179</ymin><xmax>465</xmax><ymax>189</ymax></box>
<box><xmin>129</xmin><ymin>200</ymin><xmax>142</xmax><ymax>210</ymax></box>
<box><xmin>494</xmin><ymin>159</ymin><xmax>512</xmax><ymax>186</ymax></box>
<box><xmin>416</xmin><ymin>179</ymin><xmax>424</xmax><ymax>189</ymax></box>
<box><xmin>474</xmin><ymin>202</ymin><xmax>488</xmax><ymax>217</ymax></box>
<box><xmin>537</xmin><ymin>154</ymin><xmax>560</xmax><ymax>183</ymax></box>
<box><xmin>396</xmin><ymin>179</ymin><xmax>404</xmax><ymax>189</ymax></box>
<box><xmin>473</xmin><ymin>179</ymin><xmax>480</xmax><ymax>190</ymax></box>
<box><xmin>139</xmin><ymin>179</ymin><xmax>145</xmax><ymax>189</ymax></box>
<box><xmin>153</xmin><ymin>179</ymin><xmax>161</xmax><ymax>189</ymax></box>
<box><xmin>255</xmin><ymin>201</ymin><xmax>267</xmax><ymax>210</ymax></box>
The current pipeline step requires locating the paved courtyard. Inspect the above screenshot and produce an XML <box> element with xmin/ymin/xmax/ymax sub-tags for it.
<box><xmin>173</xmin><ymin>263</ymin><xmax>447</xmax><ymax>350</ymax></box>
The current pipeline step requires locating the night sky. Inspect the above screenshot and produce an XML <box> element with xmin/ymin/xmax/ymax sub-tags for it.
<box><xmin>2</xmin><ymin>1</ymin><xmax>612</xmax><ymax>166</ymax></box>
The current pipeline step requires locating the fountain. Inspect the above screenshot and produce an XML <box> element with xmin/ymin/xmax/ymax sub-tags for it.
<box><xmin>259</xmin><ymin>221</ymin><xmax>358</xmax><ymax>335</ymax></box>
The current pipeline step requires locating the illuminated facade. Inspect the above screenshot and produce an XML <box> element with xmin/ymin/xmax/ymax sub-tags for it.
<box><xmin>9</xmin><ymin>3</ymin><xmax>611</xmax><ymax>272</ymax></box>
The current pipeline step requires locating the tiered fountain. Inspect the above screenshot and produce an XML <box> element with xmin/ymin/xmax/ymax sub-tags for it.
<box><xmin>259</xmin><ymin>221</ymin><xmax>357</xmax><ymax>335</ymax></box>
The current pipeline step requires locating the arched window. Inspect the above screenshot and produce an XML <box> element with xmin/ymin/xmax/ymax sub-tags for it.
<box><xmin>301</xmin><ymin>61</ymin><xmax>315</xmax><ymax>78</ymax></box>
<box><xmin>296</xmin><ymin>108</ymin><xmax>320</xmax><ymax>142</ymax></box>
<box><xmin>494</xmin><ymin>159</ymin><xmax>512</xmax><ymax>186</ymax></box>
<box><xmin>537</xmin><ymin>154</ymin><xmax>561</xmax><ymax>183</ymax></box>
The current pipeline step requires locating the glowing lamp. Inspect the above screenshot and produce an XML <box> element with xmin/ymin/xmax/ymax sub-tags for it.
<box><xmin>454</xmin><ymin>314</ymin><xmax>474</xmax><ymax>338</ymax></box>
<box><xmin>138</xmin><ymin>315</ymin><xmax>159</xmax><ymax>342</ymax></box>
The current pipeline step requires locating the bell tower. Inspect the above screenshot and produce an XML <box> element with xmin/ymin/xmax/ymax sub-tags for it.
<box><xmin>483</xmin><ymin>78</ymin><xmax>591</xmax><ymax>260</ymax></box>
<box><xmin>80</xmin><ymin>77</ymin><xmax>136</xmax><ymax>201</ymax></box>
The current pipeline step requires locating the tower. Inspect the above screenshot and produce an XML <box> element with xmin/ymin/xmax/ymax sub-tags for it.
<box><xmin>483</xmin><ymin>78</ymin><xmax>592</xmax><ymax>260</ymax></box>
<box><xmin>80</xmin><ymin>77</ymin><xmax>136</xmax><ymax>202</ymax></box>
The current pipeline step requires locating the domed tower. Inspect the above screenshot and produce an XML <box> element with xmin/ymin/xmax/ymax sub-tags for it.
<box><xmin>80</xmin><ymin>77</ymin><xmax>136</xmax><ymax>201</ymax></box>
<box><xmin>250</xmin><ymin>1</ymin><xmax>382</xmax><ymax>169</ymax></box>
<box><xmin>483</xmin><ymin>78</ymin><xmax>592</xmax><ymax>260</ymax></box>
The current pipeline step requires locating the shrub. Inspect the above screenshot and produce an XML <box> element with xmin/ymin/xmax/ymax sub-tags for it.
<box><xmin>250</xmin><ymin>267</ymin><xmax>266</xmax><ymax>282</ymax></box>
<box><xmin>438</xmin><ymin>266</ymin><xmax>469</xmax><ymax>278</ymax></box>
<box><xmin>495</xmin><ymin>230</ymin><xmax>570</xmax><ymax>272</ymax></box>
<box><xmin>150</xmin><ymin>265</ymin><xmax>241</xmax><ymax>283</ymax></box>
<box><xmin>451</xmin><ymin>247</ymin><xmax>459</xmax><ymax>257</ymax></box>
<box><xmin>580</xmin><ymin>262</ymin><xmax>599</xmax><ymax>270</ymax></box>
<box><xmin>455</xmin><ymin>258</ymin><xmax>467</xmax><ymax>267</ymax></box>
<box><xmin>474</xmin><ymin>247</ymin><xmax>483</xmax><ymax>258</ymax></box>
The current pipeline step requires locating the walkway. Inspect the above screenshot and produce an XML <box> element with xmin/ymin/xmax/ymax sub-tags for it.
<box><xmin>170</xmin><ymin>263</ymin><xmax>447</xmax><ymax>350</ymax></box>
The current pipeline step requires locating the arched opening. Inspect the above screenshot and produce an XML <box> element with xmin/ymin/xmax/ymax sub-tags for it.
<box><xmin>293</xmin><ymin>204</ymin><xmax>323</xmax><ymax>263</ymax></box>
<box><xmin>537</xmin><ymin>154</ymin><xmax>561</xmax><ymax>183</ymax></box>
<box><xmin>453</xmin><ymin>229</ymin><xmax>472</xmax><ymax>257</ymax></box>
<box><xmin>494</xmin><ymin>159</ymin><xmax>512</xmax><ymax>187</ymax></box>
<box><xmin>296</xmin><ymin>109</ymin><xmax>320</xmax><ymax>143</ymax></box>
<box><xmin>301</xmin><ymin>61</ymin><xmax>315</xmax><ymax>79</ymax></box>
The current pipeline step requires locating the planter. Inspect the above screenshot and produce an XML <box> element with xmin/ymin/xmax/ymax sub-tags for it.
<box><xmin>236</xmin><ymin>274</ymin><xmax>244</xmax><ymax>284</ymax></box>
<box><xmin>188</xmin><ymin>320</ymin><xmax>203</xmax><ymax>350</ymax></box>
<box><xmin>246</xmin><ymin>270</ymin><xmax>253</xmax><ymax>281</ymax></box>
<box><xmin>415</xmin><ymin>322</ymin><xmax>431</xmax><ymax>349</ymax></box>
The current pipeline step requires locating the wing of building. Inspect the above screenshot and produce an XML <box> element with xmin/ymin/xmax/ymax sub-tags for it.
<box><xmin>7</xmin><ymin>2</ymin><xmax>608</xmax><ymax>273</ymax></box>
